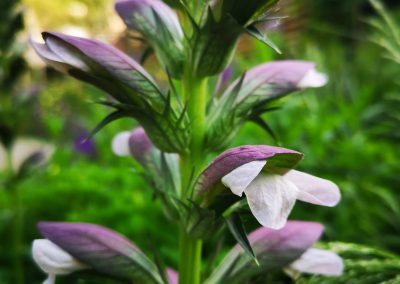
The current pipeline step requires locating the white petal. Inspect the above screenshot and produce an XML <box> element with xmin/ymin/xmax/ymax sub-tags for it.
<box><xmin>290</xmin><ymin>248</ymin><xmax>344</xmax><ymax>276</ymax></box>
<box><xmin>32</xmin><ymin>239</ymin><xmax>87</xmax><ymax>275</ymax></box>
<box><xmin>284</xmin><ymin>170</ymin><xmax>341</xmax><ymax>207</ymax></box>
<box><xmin>222</xmin><ymin>160</ymin><xmax>266</xmax><ymax>196</ymax></box>
<box><xmin>297</xmin><ymin>69</ymin><xmax>328</xmax><ymax>88</ymax></box>
<box><xmin>244</xmin><ymin>173</ymin><xmax>298</xmax><ymax>229</ymax></box>
<box><xmin>111</xmin><ymin>131</ymin><xmax>131</xmax><ymax>156</ymax></box>
<box><xmin>11</xmin><ymin>138</ymin><xmax>54</xmax><ymax>172</ymax></box>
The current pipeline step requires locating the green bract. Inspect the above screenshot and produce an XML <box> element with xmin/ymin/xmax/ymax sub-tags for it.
<box><xmin>191</xmin><ymin>0</ymin><xmax>279</xmax><ymax>77</ymax></box>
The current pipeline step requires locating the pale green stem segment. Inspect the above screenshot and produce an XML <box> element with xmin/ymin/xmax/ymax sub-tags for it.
<box><xmin>178</xmin><ymin>70</ymin><xmax>208</xmax><ymax>284</ymax></box>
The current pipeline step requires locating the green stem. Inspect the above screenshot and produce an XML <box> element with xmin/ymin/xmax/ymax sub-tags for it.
<box><xmin>178</xmin><ymin>73</ymin><xmax>208</xmax><ymax>284</ymax></box>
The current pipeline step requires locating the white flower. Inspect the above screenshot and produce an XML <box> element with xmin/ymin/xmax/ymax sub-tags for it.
<box><xmin>11</xmin><ymin>139</ymin><xmax>54</xmax><ymax>172</ymax></box>
<box><xmin>0</xmin><ymin>138</ymin><xmax>54</xmax><ymax>174</ymax></box>
<box><xmin>287</xmin><ymin>248</ymin><xmax>344</xmax><ymax>277</ymax></box>
<box><xmin>32</xmin><ymin>239</ymin><xmax>88</xmax><ymax>284</ymax></box>
<box><xmin>111</xmin><ymin>131</ymin><xmax>131</xmax><ymax>156</ymax></box>
<box><xmin>221</xmin><ymin>161</ymin><xmax>340</xmax><ymax>229</ymax></box>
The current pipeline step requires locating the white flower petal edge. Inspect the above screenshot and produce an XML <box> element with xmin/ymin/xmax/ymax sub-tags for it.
<box><xmin>284</xmin><ymin>170</ymin><xmax>341</xmax><ymax>207</ymax></box>
<box><xmin>297</xmin><ymin>69</ymin><xmax>328</xmax><ymax>88</ymax></box>
<box><xmin>32</xmin><ymin>239</ymin><xmax>88</xmax><ymax>284</ymax></box>
<box><xmin>244</xmin><ymin>173</ymin><xmax>298</xmax><ymax>229</ymax></box>
<box><xmin>111</xmin><ymin>131</ymin><xmax>131</xmax><ymax>156</ymax></box>
<box><xmin>289</xmin><ymin>248</ymin><xmax>344</xmax><ymax>276</ymax></box>
<box><xmin>11</xmin><ymin>138</ymin><xmax>54</xmax><ymax>172</ymax></box>
<box><xmin>221</xmin><ymin>160</ymin><xmax>267</xmax><ymax>196</ymax></box>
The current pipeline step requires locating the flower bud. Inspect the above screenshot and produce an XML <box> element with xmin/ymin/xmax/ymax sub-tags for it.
<box><xmin>115</xmin><ymin>0</ymin><xmax>184</xmax><ymax>76</ymax></box>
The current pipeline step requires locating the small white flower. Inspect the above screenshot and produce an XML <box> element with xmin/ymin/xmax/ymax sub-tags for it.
<box><xmin>111</xmin><ymin>131</ymin><xmax>131</xmax><ymax>156</ymax></box>
<box><xmin>287</xmin><ymin>248</ymin><xmax>344</xmax><ymax>277</ymax></box>
<box><xmin>11</xmin><ymin>138</ymin><xmax>54</xmax><ymax>172</ymax></box>
<box><xmin>222</xmin><ymin>161</ymin><xmax>340</xmax><ymax>229</ymax></box>
<box><xmin>32</xmin><ymin>239</ymin><xmax>88</xmax><ymax>284</ymax></box>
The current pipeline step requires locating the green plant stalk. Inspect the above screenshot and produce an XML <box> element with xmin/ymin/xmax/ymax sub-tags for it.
<box><xmin>178</xmin><ymin>73</ymin><xmax>208</xmax><ymax>284</ymax></box>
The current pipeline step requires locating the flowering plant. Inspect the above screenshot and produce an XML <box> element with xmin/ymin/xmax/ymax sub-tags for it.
<box><xmin>31</xmin><ymin>0</ymin><xmax>343</xmax><ymax>283</ymax></box>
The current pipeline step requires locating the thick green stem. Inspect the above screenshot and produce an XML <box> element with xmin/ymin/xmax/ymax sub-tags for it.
<box><xmin>178</xmin><ymin>73</ymin><xmax>208</xmax><ymax>284</ymax></box>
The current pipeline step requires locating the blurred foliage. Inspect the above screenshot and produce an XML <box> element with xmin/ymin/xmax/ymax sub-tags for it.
<box><xmin>23</xmin><ymin>0</ymin><xmax>123</xmax><ymax>38</ymax></box>
<box><xmin>0</xmin><ymin>0</ymin><xmax>399</xmax><ymax>283</ymax></box>
<box><xmin>0</xmin><ymin>0</ymin><xmax>29</xmax><ymax>147</ymax></box>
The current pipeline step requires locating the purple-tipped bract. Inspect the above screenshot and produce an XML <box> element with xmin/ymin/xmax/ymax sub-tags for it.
<box><xmin>197</xmin><ymin>145</ymin><xmax>303</xmax><ymax>195</ymax></box>
<box><xmin>128</xmin><ymin>127</ymin><xmax>154</xmax><ymax>166</ymax></box>
<box><xmin>38</xmin><ymin>222</ymin><xmax>163</xmax><ymax>283</ymax></box>
<box><xmin>206</xmin><ymin>220</ymin><xmax>324</xmax><ymax>283</ymax></box>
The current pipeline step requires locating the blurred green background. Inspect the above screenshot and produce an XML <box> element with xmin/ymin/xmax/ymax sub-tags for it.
<box><xmin>0</xmin><ymin>0</ymin><xmax>399</xmax><ymax>283</ymax></box>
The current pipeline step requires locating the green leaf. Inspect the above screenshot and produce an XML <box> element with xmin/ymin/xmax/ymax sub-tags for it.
<box><xmin>88</xmin><ymin>110</ymin><xmax>128</xmax><ymax>140</ymax></box>
<box><xmin>249</xmin><ymin>116</ymin><xmax>279</xmax><ymax>143</ymax></box>
<box><xmin>219</xmin><ymin>0</ymin><xmax>279</xmax><ymax>26</ymax></box>
<box><xmin>225</xmin><ymin>213</ymin><xmax>258</xmax><ymax>265</ymax></box>
<box><xmin>191</xmin><ymin>9</ymin><xmax>242</xmax><ymax>76</ymax></box>
<box><xmin>245</xmin><ymin>25</ymin><xmax>281</xmax><ymax>54</ymax></box>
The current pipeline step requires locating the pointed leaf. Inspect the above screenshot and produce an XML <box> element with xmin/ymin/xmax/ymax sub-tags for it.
<box><xmin>225</xmin><ymin>213</ymin><xmax>258</xmax><ymax>264</ymax></box>
<box><xmin>246</xmin><ymin>25</ymin><xmax>281</xmax><ymax>54</ymax></box>
<box><xmin>88</xmin><ymin>110</ymin><xmax>128</xmax><ymax>140</ymax></box>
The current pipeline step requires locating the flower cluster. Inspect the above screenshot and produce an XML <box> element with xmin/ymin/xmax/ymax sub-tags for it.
<box><xmin>30</xmin><ymin>0</ymin><xmax>344</xmax><ymax>283</ymax></box>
